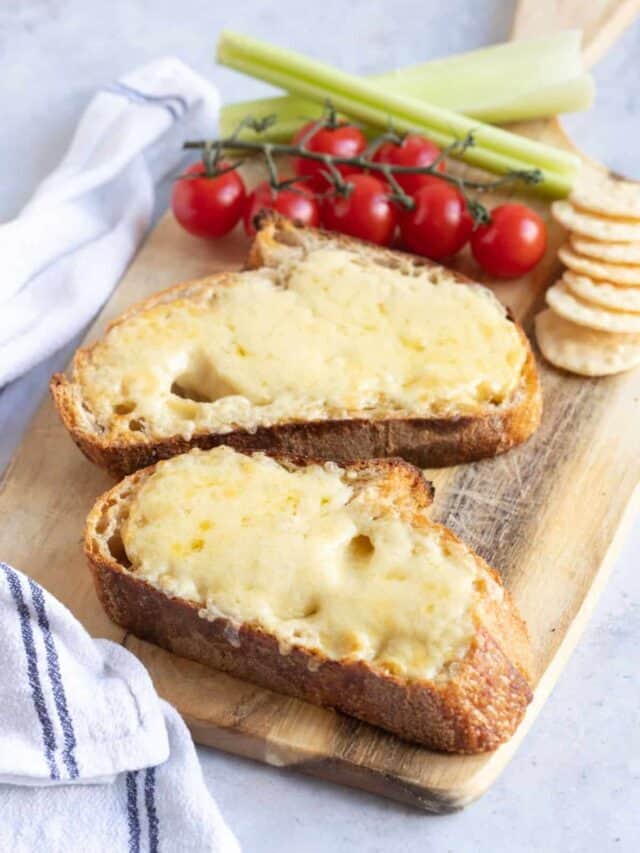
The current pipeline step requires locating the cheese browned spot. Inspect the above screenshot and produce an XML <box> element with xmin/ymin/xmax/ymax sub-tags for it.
<box><xmin>75</xmin><ymin>247</ymin><xmax>527</xmax><ymax>441</ymax></box>
<box><xmin>121</xmin><ymin>447</ymin><xmax>496</xmax><ymax>681</ymax></box>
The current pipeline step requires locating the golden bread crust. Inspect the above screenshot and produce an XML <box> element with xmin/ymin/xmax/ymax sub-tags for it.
<box><xmin>84</xmin><ymin>453</ymin><xmax>533</xmax><ymax>753</ymax></box>
<box><xmin>51</xmin><ymin>216</ymin><xmax>542</xmax><ymax>478</ymax></box>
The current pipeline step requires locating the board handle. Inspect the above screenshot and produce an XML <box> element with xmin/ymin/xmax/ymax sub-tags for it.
<box><xmin>511</xmin><ymin>0</ymin><xmax>640</xmax><ymax>67</ymax></box>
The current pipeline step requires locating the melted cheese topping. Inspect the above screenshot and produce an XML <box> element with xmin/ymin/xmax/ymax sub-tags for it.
<box><xmin>76</xmin><ymin>247</ymin><xmax>527</xmax><ymax>440</ymax></box>
<box><xmin>121</xmin><ymin>447</ymin><xmax>483</xmax><ymax>680</ymax></box>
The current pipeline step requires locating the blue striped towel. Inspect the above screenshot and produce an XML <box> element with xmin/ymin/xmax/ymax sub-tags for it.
<box><xmin>0</xmin><ymin>56</ymin><xmax>220</xmax><ymax>388</ymax></box>
<box><xmin>0</xmin><ymin>563</ymin><xmax>240</xmax><ymax>852</ymax></box>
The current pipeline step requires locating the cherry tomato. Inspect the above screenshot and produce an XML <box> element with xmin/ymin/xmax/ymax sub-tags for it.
<box><xmin>172</xmin><ymin>162</ymin><xmax>246</xmax><ymax>239</ymax></box>
<box><xmin>293</xmin><ymin>121</ymin><xmax>367</xmax><ymax>191</ymax></box>
<box><xmin>373</xmin><ymin>134</ymin><xmax>445</xmax><ymax>195</ymax></box>
<box><xmin>470</xmin><ymin>203</ymin><xmax>547</xmax><ymax>279</ymax></box>
<box><xmin>322</xmin><ymin>175</ymin><xmax>397</xmax><ymax>246</ymax></box>
<box><xmin>399</xmin><ymin>183</ymin><xmax>472</xmax><ymax>260</ymax></box>
<box><xmin>243</xmin><ymin>181</ymin><xmax>321</xmax><ymax>236</ymax></box>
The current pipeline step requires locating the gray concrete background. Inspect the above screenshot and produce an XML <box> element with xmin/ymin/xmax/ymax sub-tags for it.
<box><xmin>1</xmin><ymin>2</ymin><xmax>639</xmax><ymax>850</ymax></box>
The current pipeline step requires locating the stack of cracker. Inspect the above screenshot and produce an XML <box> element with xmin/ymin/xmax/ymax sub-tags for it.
<box><xmin>535</xmin><ymin>172</ymin><xmax>640</xmax><ymax>377</ymax></box>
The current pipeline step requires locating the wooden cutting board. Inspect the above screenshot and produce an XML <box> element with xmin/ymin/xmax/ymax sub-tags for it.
<box><xmin>1</xmin><ymin>1</ymin><xmax>639</xmax><ymax>813</ymax></box>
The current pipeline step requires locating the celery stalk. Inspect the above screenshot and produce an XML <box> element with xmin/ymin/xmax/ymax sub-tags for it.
<box><xmin>220</xmin><ymin>31</ymin><xmax>592</xmax><ymax>135</ymax></box>
<box><xmin>216</xmin><ymin>31</ymin><xmax>581</xmax><ymax>196</ymax></box>
<box><xmin>220</xmin><ymin>72</ymin><xmax>594</xmax><ymax>141</ymax></box>
<box><xmin>378</xmin><ymin>31</ymin><xmax>589</xmax><ymax>113</ymax></box>
<box><xmin>220</xmin><ymin>96</ymin><xmax>347</xmax><ymax>143</ymax></box>
<box><xmin>467</xmin><ymin>76</ymin><xmax>594</xmax><ymax>123</ymax></box>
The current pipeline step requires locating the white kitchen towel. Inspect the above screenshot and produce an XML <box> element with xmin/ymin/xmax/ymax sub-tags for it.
<box><xmin>0</xmin><ymin>562</ymin><xmax>240</xmax><ymax>852</ymax></box>
<box><xmin>0</xmin><ymin>57</ymin><xmax>220</xmax><ymax>388</ymax></box>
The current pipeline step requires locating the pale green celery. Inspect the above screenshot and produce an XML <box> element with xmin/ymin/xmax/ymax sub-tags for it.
<box><xmin>460</xmin><ymin>76</ymin><xmax>594</xmax><ymax>123</ymax></box>
<box><xmin>220</xmin><ymin>96</ymin><xmax>346</xmax><ymax>142</ymax></box>
<box><xmin>219</xmin><ymin>73</ymin><xmax>594</xmax><ymax>141</ymax></box>
<box><xmin>216</xmin><ymin>30</ymin><xmax>581</xmax><ymax>196</ymax></box>
<box><xmin>220</xmin><ymin>31</ymin><xmax>593</xmax><ymax>138</ymax></box>
<box><xmin>376</xmin><ymin>31</ymin><xmax>588</xmax><ymax>112</ymax></box>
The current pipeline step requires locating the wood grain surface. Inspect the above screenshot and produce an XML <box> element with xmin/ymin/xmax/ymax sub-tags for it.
<box><xmin>0</xmin><ymin>0</ymin><xmax>638</xmax><ymax>812</ymax></box>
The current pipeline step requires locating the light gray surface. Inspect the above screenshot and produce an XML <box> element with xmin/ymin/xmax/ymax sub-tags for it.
<box><xmin>1</xmin><ymin>2</ymin><xmax>639</xmax><ymax>851</ymax></box>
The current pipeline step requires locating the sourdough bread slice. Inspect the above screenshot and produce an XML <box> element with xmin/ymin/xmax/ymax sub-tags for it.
<box><xmin>53</xmin><ymin>214</ymin><xmax>541</xmax><ymax>478</ymax></box>
<box><xmin>85</xmin><ymin>445</ymin><xmax>533</xmax><ymax>753</ymax></box>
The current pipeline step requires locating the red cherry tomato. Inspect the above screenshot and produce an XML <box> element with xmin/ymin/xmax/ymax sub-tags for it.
<box><xmin>399</xmin><ymin>183</ymin><xmax>472</xmax><ymax>260</ymax></box>
<box><xmin>293</xmin><ymin>121</ymin><xmax>366</xmax><ymax>191</ymax></box>
<box><xmin>470</xmin><ymin>203</ymin><xmax>547</xmax><ymax>279</ymax></box>
<box><xmin>373</xmin><ymin>134</ymin><xmax>445</xmax><ymax>195</ymax></box>
<box><xmin>172</xmin><ymin>162</ymin><xmax>246</xmax><ymax>239</ymax></box>
<box><xmin>322</xmin><ymin>175</ymin><xmax>397</xmax><ymax>246</ymax></box>
<box><xmin>243</xmin><ymin>181</ymin><xmax>321</xmax><ymax>236</ymax></box>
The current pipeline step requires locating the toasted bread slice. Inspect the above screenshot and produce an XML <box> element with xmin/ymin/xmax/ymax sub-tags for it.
<box><xmin>85</xmin><ymin>445</ymin><xmax>533</xmax><ymax>753</ymax></box>
<box><xmin>52</xmin><ymin>215</ymin><xmax>541</xmax><ymax>478</ymax></box>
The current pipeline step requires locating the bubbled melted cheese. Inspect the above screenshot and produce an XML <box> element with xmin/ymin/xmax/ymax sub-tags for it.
<box><xmin>121</xmin><ymin>447</ymin><xmax>484</xmax><ymax>681</ymax></box>
<box><xmin>77</xmin><ymin>247</ymin><xmax>527</xmax><ymax>440</ymax></box>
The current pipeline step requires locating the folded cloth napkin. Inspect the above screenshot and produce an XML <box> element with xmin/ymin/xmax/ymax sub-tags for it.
<box><xmin>0</xmin><ymin>562</ymin><xmax>240</xmax><ymax>852</ymax></box>
<box><xmin>0</xmin><ymin>57</ymin><xmax>220</xmax><ymax>388</ymax></box>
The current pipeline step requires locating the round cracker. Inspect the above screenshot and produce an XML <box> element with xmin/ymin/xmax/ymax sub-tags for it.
<box><xmin>570</xmin><ymin>172</ymin><xmax>640</xmax><ymax>219</ymax></box>
<box><xmin>570</xmin><ymin>235</ymin><xmax>640</xmax><ymax>265</ymax></box>
<box><xmin>551</xmin><ymin>200</ymin><xmax>640</xmax><ymax>242</ymax></box>
<box><xmin>545</xmin><ymin>281</ymin><xmax>640</xmax><ymax>333</ymax></box>
<box><xmin>562</xmin><ymin>271</ymin><xmax>640</xmax><ymax>312</ymax></box>
<box><xmin>558</xmin><ymin>245</ymin><xmax>640</xmax><ymax>287</ymax></box>
<box><xmin>535</xmin><ymin>309</ymin><xmax>640</xmax><ymax>376</ymax></box>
